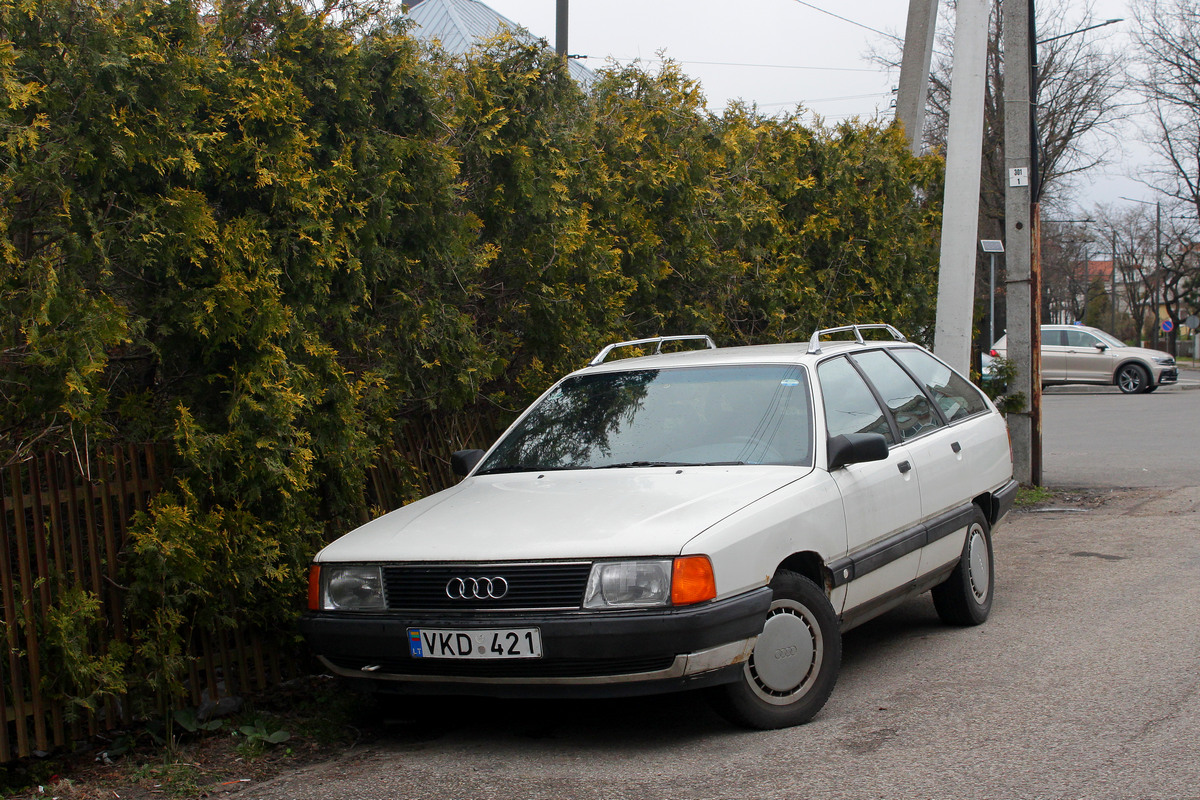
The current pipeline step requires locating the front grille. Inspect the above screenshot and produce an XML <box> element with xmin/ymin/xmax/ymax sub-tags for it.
<box><xmin>383</xmin><ymin>562</ymin><xmax>592</xmax><ymax>611</ymax></box>
<box><xmin>327</xmin><ymin>654</ymin><xmax>675</xmax><ymax>679</ymax></box>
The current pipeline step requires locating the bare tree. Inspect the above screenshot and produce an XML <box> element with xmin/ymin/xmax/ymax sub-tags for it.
<box><xmin>1159</xmin><ymin>214</ymin><xmax>1200</xmax><ymax>352</ymax></box>
<box><xmin>1133</xmin><ymin>0</ymin><xmax>1200</xmax><ymax>220</ymax></box>
<box><xmin>906</xmin><ymin>1</ymin><xmax>1127</xmax><ymax>215</ymax></box>
<box><xmin>1094</xmin><ymin>205</ymin><xmax>1160</xmax><ymax>343</ymax></box>
<box><xmin>1039</xmin><ymin>220</ymin><xmax>1092</xmax><ymax>324</ymax></box>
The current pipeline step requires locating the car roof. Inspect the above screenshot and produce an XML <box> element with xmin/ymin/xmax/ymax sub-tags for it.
<box><xmin>578</xmin><ymin>337</ymin><xmax>923</xmax><ymax>375</ymax></box>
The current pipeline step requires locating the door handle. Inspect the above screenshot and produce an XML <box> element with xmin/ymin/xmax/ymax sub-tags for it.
<box><xmin>897</xmin><ymin>460</ymin><xmax>912</xmax><ymax>474</ymax></box>
<box><xmin>951</xmin><ymin>441</ymin><xmax>961</xmax><ymax>453</ymax></box>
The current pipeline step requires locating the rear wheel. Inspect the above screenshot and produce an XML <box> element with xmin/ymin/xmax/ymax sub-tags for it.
<box><xmin>931</xmin><ymin>506</ymin><xmax>993</xmax><ymax>626</ymax></box>
<box><xmin>709</xmin><ymin>570</ymin><xmax>840</xmax><ymax>729</ymax></box>
<box><xmin>1116</xmin><ymin>363</ymin><xmax>1150</xmax><ymax>394</ymax></box>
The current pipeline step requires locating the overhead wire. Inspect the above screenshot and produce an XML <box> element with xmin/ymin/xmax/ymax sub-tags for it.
<box><xmin>788</xmin><ymin>0</ymin><xmax>902</xmax><ymax>42</ymax></box>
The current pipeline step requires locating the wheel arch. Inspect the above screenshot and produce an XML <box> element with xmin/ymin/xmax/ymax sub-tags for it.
<box><xmin>973</xmin><ymin>492</ymin><xmax>998</xmax><ymax>527</ymax></box>
<box><xmin>776</xmin><ymin>551</ymin><xmax>828</xmax><ymax>593</ymax></box>
<box><xmin>1112</xmin><ymin>359</ymin><xmax>1150</xmax><ymax>384</ymax></box>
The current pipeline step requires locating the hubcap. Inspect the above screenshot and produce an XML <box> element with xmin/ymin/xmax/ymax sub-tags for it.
<box><xmin>966</xmin><ymin>524</ymin><xmax>990</xmax><ymax>603</ymax></box>
<box><xmin>747</xmin><ymin>600</ymin><xmax>821</xmax><ymax>704</ymax></box>
<box><xmin>1119</xmin><ymin>367</ymin><xmax>1143</xmax><ymax>392</ymax></box>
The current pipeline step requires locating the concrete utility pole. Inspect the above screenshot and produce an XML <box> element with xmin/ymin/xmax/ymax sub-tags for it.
<box><xmin>556</xmin><ymin>0</ymin><xmax>568</xmax><ymax>58</ymax></box>
<box><xmin>933</xmin><ymin>0</ymin><xmax>990</xmax><ymax>375</ymax></box>
<box><xmin>896</xmin><ymin>0</ymin><xmax>940</xmax><ymax>156</ymax></box>
<box><xmin>1003</xmin><ymin>0</ymin><xmax>1039</xmax><ymax>485</ymax></box>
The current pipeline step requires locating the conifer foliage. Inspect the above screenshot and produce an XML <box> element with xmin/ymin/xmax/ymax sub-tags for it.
<box><xmin>0</xmin><ymin>0</ymin><xmax>942</xmax><ymax>712</ymax></box>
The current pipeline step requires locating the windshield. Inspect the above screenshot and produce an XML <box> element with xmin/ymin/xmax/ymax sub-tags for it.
<box><xmin>477</xmin><ymin>365</ymin><xmax>813</xmax><ymax>474</ymax></box>
<box><xmin>1091</xmin><ymin>329</ymin><xmax>1126</xmax><ymax>348</ymax></box>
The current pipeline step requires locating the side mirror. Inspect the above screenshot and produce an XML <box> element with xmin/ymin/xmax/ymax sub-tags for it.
<box><xmin>827</xmin><ymin>433</ymin><xmax>889</xmax><ymax>471</ymax></box>
<box><xmin>1093</xmin><ymin>342</ymin><xmax>1107</xmax><ymax>351</ymax></box>
<box><xmin>451</xmin><ymin>449</ymin><xmax>486</xmax><ymax>477</ymax></box>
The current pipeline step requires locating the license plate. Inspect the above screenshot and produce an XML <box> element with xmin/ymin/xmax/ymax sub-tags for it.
<box><xmin>408</xmin><ymin>627</ymin><xmax>543</xmax><ymax>659</ymax></box>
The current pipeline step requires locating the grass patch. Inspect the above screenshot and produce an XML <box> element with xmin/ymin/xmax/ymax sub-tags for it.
<box><xmin>1015</xmin><ymin>485</ymin><xmax>1055</xmax><ymax>506</ymax></box>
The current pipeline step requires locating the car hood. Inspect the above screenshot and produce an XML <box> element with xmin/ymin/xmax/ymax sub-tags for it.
<box><xmin>1117</xmin><ymin>345</ymin><xmax>1173</xmax><ymax>362</ymax></box>
<box><xmin>315</xmin><ymin>466</ymin><xmax>812</xmax><ymax>562</ymax></box>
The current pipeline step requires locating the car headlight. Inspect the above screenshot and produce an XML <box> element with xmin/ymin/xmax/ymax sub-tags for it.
<box><xmin>584</xmin><ymin>560</ymin><xmax>672</xmax><ymax>608</ymax></box>
<box><xmin>1153</xmin><ymin>356</ymin><xmax>1175</xmax><ymax>365</ymax></box>
<box><xmin>583</xmin><ymin>557</ymin><xmax>717</xmax><ymax>609</ymax></box>
<box><xmin>321</xmin><ymin>565</ymin><xmax>385</xmax><ymax>611</ymax></box>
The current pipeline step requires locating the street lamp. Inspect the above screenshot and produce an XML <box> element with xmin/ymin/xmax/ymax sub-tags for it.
<box><xmin>981</xmin><ymin>239</ymin><xmax>1004</xmax><ymax>347</ymax></box>
<box><xmin>1036</xmin><ymin>18</ymin><xmax>1123</xmax><ymax>45</ymax></box>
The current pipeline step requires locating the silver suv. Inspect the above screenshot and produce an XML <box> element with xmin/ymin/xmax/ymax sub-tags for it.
<box><xmin>990</xmin><ymin>324</ymin><xmax>1177</xmax><ymax>394</ymax></box>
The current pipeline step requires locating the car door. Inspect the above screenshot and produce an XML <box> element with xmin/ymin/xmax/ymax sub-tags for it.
<box><xmin>1040</xmin><ymin>328</ymin><xmax>1070</xmax><ymax>382</ymax></box>
<box><xmin>1063</xmin><ymin>328</ymin><xmax>1115</xmax><ymax>383</ymax></box>
<box><xmin>886</xmin><ymin>347</ymin><xmax>1006</xmax><ymax>578</ymax></box>
<box><xmin>817</xmin><ymin>356</ymin><xmax>922</xmax><ymax>615</ymax></box>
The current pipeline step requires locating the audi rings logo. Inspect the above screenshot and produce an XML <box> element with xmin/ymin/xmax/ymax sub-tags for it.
<box><xmin>774</xmin><ymin>645</ymin><xmax>799</xmax><ymax>660</ymax></box>
<box><xmin>446</xmin><ymin>576</ymin><xmax>509</xmax><ymax>600</ymax></box>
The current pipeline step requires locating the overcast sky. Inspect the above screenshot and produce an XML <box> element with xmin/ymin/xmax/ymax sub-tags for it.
<box><xmin>482</xmin><ymin>0</ymin><xmax>1151</xmax><ymax>212</ymax></box>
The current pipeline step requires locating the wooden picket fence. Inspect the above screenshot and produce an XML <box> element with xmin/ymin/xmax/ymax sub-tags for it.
<box><xmin>0</xmin><ymin>411</ymin><xmax>510</xmax><ymax>762</ymax></box>
<box><xmin>0</xmin><ymin>445</ymin><xmax>289</xmax><ymax>762</ymax></box>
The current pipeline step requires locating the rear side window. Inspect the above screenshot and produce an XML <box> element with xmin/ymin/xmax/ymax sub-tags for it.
<box><xmin>890</xmin><ymin>348</ymin><xmax>989</xmax><ymax>422</ymax></box>
<box><xmin>817</xmin><ymin>357</ymin><xmax>895</xmax><ymax>444</ymax></box>
<box><xmin>849</xmin><ymin>350</ymin><xmax>944</xmax><ymax>441</ymax></box>
<box><xmin>1042</xmin><ymin>329</ymin><xmax>1066</xmax><ymax>346</ymax></box>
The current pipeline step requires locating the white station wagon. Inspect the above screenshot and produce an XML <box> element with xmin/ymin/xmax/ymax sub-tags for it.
<box><xmin>302</xmin><ymin>325</ymin><xmax>1017</xmax><ymax>729</ymax></box>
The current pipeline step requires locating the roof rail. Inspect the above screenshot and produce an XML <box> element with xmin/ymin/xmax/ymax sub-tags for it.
<box><xmin>808</xmin><ymin>324</ymin><xmax>907</xmax><ymax>355</ymax></box>
<box><xmin>589</xmin><ymin>335</ymin><xmax>717</xmax><ymax>366</ymax></box>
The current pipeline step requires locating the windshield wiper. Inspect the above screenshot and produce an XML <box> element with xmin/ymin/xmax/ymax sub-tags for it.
<box><xmin>475</xmin><ymin>465</ymin><xmax>580</xmax><ymax>475</ymax></box>
<box><xmin>596</xmin><ymin>461</ymin><xmax>694</xmax><ymax>469</ymax></box>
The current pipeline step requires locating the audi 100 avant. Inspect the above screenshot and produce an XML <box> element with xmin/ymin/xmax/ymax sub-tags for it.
<box><xmin>301</xmin><ymin>325</ymin><xmax>1017</xmax><ymax>728</ymax></box>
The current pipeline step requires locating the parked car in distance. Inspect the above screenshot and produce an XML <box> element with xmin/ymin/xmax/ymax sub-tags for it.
<box><xmin>301</xmin><ymin>325</ymin><xmax>1017</xmax><ymax>730</ymax></box>
<box><xmin>990</xmin><ymin>324</ymin><xmax>1177</xmax><ymax>394</ymax></box>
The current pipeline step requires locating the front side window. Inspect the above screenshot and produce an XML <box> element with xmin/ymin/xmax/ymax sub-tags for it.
<box><xmin>477</xmin><ymin>365</ymin><xmax>813</xmax><ymax>473</ymax></box>
<box><xmin>1065</xmin><ymin>329</ymin><xmax>1101</xmax><ymax>348</ymax></box>
<box><xmin>849</xmin><ymin>350</ymin><xmax>944</xmax><ymax>441</ymax></box>
<box><xmin>890</xmin><ymin>348</ymin><xmax>988</xmax><ymax>422</ymax></box>
<box><xmin>817</xmin><ymin>357</ymin><xmax>895</xmax><ymax>444</ymax></box>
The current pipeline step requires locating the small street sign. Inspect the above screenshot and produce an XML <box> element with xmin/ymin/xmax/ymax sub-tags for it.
<box><xmin>1162</xmin><ymin>319</ymin><xmax>1174</xmax><ymax>333</ymax></box>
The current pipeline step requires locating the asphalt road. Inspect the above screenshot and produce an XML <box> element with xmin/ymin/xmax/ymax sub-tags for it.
<box><xmin>242</xmin><ymin>490</ymin><xmax>1200</xmax><ymax>800</ymax></box>
<box><xmin>1042</xmin><ymin>368</ymin><xmax>1200</xmax><ymax>488</ymax></box>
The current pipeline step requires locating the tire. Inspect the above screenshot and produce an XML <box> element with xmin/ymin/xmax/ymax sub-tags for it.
<box><xmin>931</xmin><ymin>506</ymin><xmax>994</xmax><ymax>626</ymax></box>
<box><xmin>709</xmin><ymin>570</ymin><xmax>840</xmax><ymax>729</ymax></box>
<box><xmin>1145</xmin><ymin>384</ymin><xmax>1159</xmax><ymax>393</ymax></box>
<box><xmin>1116</xmin><ymin>363</ymin><xmax>1150</xmax><ymax>394</ymax></box>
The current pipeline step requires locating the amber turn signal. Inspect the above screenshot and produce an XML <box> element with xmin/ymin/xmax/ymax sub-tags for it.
<box><xmin>671</xmin><ymin>555</ymin><xmax>716</xmax><ymax>605</ymax></box>
<box><xmin>307</xmin><ymin>564</ymin><xmax>321</xmax><ymax>611</ymax></box>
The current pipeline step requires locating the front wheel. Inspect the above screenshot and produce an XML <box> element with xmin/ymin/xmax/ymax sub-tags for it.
<box><xmin>931</xmin><ymin>506</ymin><xmax>994</xmax><ymax>626</ymax></box>
<box><xmin>709</xmin><ymin>571</ymin><xmax>840</xmax><ymax>729</ymax></box>
<box><xmin>1116</xmin><ymin>363</ymin><xmax>1149</xmax><ymax>394</ymax></box>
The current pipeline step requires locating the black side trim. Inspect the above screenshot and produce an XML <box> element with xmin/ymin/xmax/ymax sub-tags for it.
<box><xmin>840</xmin><ymin>561</ymin><xmax>957</xmax><ymax>631</ymax></box>
<box><xmin>992</xmin><ymin>479</ymin><xmax>1019</xmax><ymax>524</ymax></box>
<box><xmin>853</xmin><ymin>524</ymin><xmax>926</xmax><ymax>576</ymax></box>
<box><xmin>925</xmin><ymin>504</ymin><xmax>976</xmax><ymax>543</ymax></box>
<box><xmin>828</xmin><ymin>502</ymin><xmax>976</xmax><ymax>588</ymax></box>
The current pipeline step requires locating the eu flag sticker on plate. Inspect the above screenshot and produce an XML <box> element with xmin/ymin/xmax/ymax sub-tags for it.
<box><xmin>408</xmin><ymin>629</ymin><xmax>424</xmax><ymax>657</ymax></box>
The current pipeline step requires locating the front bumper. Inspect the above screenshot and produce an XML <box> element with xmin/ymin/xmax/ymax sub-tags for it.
<box><xmin>300</xmin><ymin>587</ymin><xmax>773</xmax><ymax>698</ymax></box>
<box><xmin>1156</xmin><ymin>367</ymin><xmax>1178</xmax><ymax>385</ymax></box>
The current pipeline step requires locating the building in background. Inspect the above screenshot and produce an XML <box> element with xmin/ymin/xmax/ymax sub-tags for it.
<box><xmin>405</xmin><ymin>0</ymin><xmax>596</xmax><ymax>86</ymax></box>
